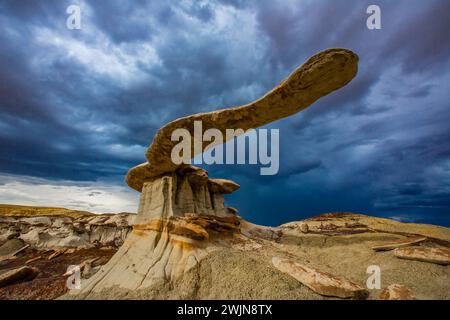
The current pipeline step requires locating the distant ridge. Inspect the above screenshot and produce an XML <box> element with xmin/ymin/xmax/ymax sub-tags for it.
<box><xmin>0</xmin><ymin>204</ymin><xmax>97</xmax><ymax>218</ymax></box>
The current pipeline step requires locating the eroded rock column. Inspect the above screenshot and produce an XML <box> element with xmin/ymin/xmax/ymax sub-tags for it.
<box><xmin>135</xmin><ymin>166</ymin><xmax>239</xmax><ymax>225</ymax></box>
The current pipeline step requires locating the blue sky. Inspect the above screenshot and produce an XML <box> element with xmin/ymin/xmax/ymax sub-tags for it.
<box><xmin>0</xmin><ymin>0</ymin><xmax>449</xmax><ymax>226</ymax></box>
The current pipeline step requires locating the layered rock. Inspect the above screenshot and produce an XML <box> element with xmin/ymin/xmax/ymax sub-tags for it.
<box><xmin>371</xmin><ymin>237</ymin><xmax>427</xmax><ymax>251</ymax></box>
<box><xmin>135</xmin><ymin>166</ymin><xmax>239</xmax><ymax>223</ymax></box>
<box><xmin>63</xmin><ymin>167</ymin><xmax>242</xmax><ymax>298</ymax></box>
<box><xmin>0</xmin><ymin>238</ymin><xmax>27</xmax><ymax>257</ymax></box>
<box><xmin>62</xmin><ymin>49</ymin><xmax>363</xmax><ymax>299</ymax></box>
<box><xmin>0</xmin><ymin>210</ymin><xmax>134</xmax><ymax>250</ymax></box>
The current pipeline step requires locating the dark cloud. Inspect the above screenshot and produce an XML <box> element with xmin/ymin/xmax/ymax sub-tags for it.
<box><xmin>0</xmin><ymin>0</ymin><xmax>449</xmax><ymax>226</ymax></box>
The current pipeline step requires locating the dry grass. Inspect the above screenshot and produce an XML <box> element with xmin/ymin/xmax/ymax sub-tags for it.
<box><xmin>0</xmin><ymin>204</ymin><xmax>95</xmax><ymax>218</ymax></box>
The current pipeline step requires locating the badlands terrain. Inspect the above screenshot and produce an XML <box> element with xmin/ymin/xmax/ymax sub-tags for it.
<box><xmin>0</xmin><ymin>204</ymin><xmax>133</xmax><ymax>299</ymax></box>
<box><xmin>0</xmin><ymin>204</ymin><xmax>449</xmax><ymax>300</ymax></box>
<box><xmin>1</xmin><ymin>49</ymin><xmax>448</xmax><ymax>300</ymax></box>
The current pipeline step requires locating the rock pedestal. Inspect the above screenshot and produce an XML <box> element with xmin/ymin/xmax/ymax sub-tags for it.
<box><xmin>135</xmin><ymin>166</ymin><xmax>239</xmax><ymax>224</ymax></box>
<box><xmin>63</xmin><ymin>167</ymin><xmax>241</xmax><ymax>298</ymax></box>
<box><xmin>63</xmin><ymin>48</ymin><xmax>360</xmax><ymax>299</ymax></box>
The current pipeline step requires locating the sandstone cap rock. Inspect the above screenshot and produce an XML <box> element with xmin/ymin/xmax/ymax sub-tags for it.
<box><xmin>126</xmin><ymin>48</ymin><xmax>359</xmax><ymax>192</ymax></box>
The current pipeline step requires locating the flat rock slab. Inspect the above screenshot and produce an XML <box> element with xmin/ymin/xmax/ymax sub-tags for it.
<box><xmin>372</xmin><ymin>237</ymin><xmax>427</xmax><ymax>251</ymax></box>
<box><xmin>0</xmin><ymin>238</ymin><xmax>26</xmax><ymax>256</ymax></box>
<box><xmin>127</xmin><ymin>49</ymin><xmax>359</xmax><ymax>191</ymax></box>
<box><xmin>394</xmin><ymin>246</ymin><xmax>450</xmax><ymax>265</ymax></box>
<box><xmin>0</xmin><ymin>266</ymin><xmax>40</xmax><ymax>288</ymax></box>
<box><xmin>378</xmin><ymin>284</ymin><xmax>416</xmax><ymax>300</ymax></box>
<box><xmin>272</xmin><ymin>257</ymin><xmax>368</xmax><ymax>299</ymax></box>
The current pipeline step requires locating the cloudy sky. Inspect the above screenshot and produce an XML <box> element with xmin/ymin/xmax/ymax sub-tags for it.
<box><xmin>0</xmin><ymin>0</ymin><xmax>449</xmax><ymax>226</ymax></box>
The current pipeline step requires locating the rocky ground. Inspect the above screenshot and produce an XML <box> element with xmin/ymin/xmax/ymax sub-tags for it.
<box><xmin>0</xmin><ymin>205</ymin><xmax>449</xmax><ymax>300</ymax></box>
<box><xmin>65</xmin><ymin>211</ymin><xmax>449</xmax><ymax>300</ymax></box>
<box><xmin>0</xmin><ymin>204</ymin><xmax>133</xmax><ymax>300</ymax></box>
<box><xmin>0</xmin><ymin>246</ymin><xmax>117</xmax><ymax>299</ymax></box>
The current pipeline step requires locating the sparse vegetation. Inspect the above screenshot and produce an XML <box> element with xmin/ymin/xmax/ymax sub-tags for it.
<box><xmin>0</xmin><ymin>204</ymin><xmax>95</xmax><ymax>218</ymax></box>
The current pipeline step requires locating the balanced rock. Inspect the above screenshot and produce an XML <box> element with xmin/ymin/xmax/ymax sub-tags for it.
<box><xmin>378</xmin><ymin>284</ymin><xmax>416</xmax><ymax>300</ymax></box>
<box><xmin>126</xmin><ymin>49</ymin><xmax>358</xmax><ymax>191</ymax></box>
<box><xmin>394</xmin><ymin>246</ymin><xmax>450</xmax><ymax>265</ymax></box>
<box><xmin>299</xmin><ymin>223</ymin><xmax>309</xmax><ymax>233</ymax></box>
<box><xmin>272</xmin><ymin>257</ymin><xmax>368</xmax><ymax>299</ymax></box>
<box><xmin>63</xmin><ymin>48</ymin><xmax>359</xmax><ymax>300</ymax></box>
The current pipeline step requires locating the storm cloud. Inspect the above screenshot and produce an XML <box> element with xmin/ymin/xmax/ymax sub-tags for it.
<box><xmin>0</xmin><ymin>0</ymin><xmax>449</xmax><ymax>225</ymax></box>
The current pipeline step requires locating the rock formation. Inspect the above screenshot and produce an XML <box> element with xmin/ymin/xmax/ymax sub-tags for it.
<box><xmin>378</xmin><ymin>284</ymin><xmax>416</xmax><ymax>300</ymax></box>
<box><xmin>0</xmin><ymin>205</ymin><xmax>134</xmax><ymax>249</ymax></box>
<box><xmin>394</xmin><ymin>246</ymin><xmax>450</xmax><ymax>265</ymax></box>
<box><xmin>60</xmin><ymin>48</ymin><xmax>360</xmax><ymax>299</ymax></box>
<box><xmin>1</xmin><ymin>208</ymin><xmax>449</xmax><ymax>299</ymax></box>
<box><xmin>53</xmin><ymin>211</ymin><xmax>450</xmax><ymax>300</ymax></box>
<box><xmin>54</xmin><ymin>48</ymin><xmax>450</xmax><ymax>300</ymax></box>
<box><xmin>0</xmin><ymin>266</ymin><xmax>39</xmax><ymax>288</ymax></box>
<box><xmin>371</xmin><ymin>237</ymin><xmax>427</xmax><ymax>251</ymax></box>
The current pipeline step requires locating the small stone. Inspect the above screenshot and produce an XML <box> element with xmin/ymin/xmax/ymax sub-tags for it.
<box><xmin>299</xmin><ymin>223</ymin><xmax>309</xmax><ymax>233</ymax></box>
<box><xmin>378</xmin><ymin>284</ymin><xmax>416</xmax><ymax>300</ymax></box>
<box><xmin>20</xmin><ymin>216</ymin><xmax>52</xmax><ymax>226</ymax></box>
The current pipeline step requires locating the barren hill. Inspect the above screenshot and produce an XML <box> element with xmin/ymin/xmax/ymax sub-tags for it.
<box><xmin>0</xmin><ymin>204</ymin><xmax>95</xmax><ymax>218</ymax></box>
<box><xmin>1</xmin><ymin>205</ymin><xmax>449</xmax><ymax>300</ymax></box>
<box><xmin>62</xmin><ymin>211</ymin><xmax>449</xmax><ymax>300</ymax></box>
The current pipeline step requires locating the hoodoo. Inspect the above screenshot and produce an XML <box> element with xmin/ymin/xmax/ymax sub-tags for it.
<box><xmin>64</xmin><ymin>49</ymin><xmax>360</xmax><ymax>299</ymax></box>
